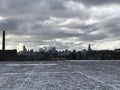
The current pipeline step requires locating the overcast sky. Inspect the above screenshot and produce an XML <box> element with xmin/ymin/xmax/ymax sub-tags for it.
<box><xmin>0</xmin><ymin>0</ymin><xmax>120</xmax><ymax>51</ymax></box>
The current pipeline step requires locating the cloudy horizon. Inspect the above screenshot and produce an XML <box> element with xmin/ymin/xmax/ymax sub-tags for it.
<box><xmin>0</xmin><ymin>0</ymin><xmax>120</xmax><ymax>51</ymax></box>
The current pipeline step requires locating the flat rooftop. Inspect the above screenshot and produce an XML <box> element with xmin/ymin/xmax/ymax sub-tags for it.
<box><xmin>0</xmin><ymin>60</ymin><xmax>120</xmax><ymax>90</ymax></box>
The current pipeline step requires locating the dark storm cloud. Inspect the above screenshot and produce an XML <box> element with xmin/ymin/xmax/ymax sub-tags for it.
<box><xmin>0</xmin><ymin>0</ymin><xmax>89</xmax><ymax>19</ymax></box>
<box><xmin>27</xmin><ymin>30</ymin><xmax>81</xmax><ymax>40</ymax></box>
<box><xmin>0</xmin><ymin>19</ymin><xmax>20</xmax><ymax>31</ymax></box>
<box><xmin>45</xmin><ymin>0</ymin><xmax>66</xmax><ymax>10</ymax></box>
<box><xmin>0</xmin><ymin>0</ymin><xmax>65</xmax><ymax>16</ymax></box>
<box><xmin>101</xmin><ymin>17</ymin><xmax>120</xmax><ymax>37</ymax></box>
<box><xmin>74</xmin><ymin>0</ymin><xmax>120</xmax><ymax>6</ymax></box>
<box><xmin>80</xmin><ymin>33</ymin><xmax>108</xmax><ymax>41</ymax></box>
<box><xmin>62</xmin><ymin>22</ymin><xmax>97</xmax><ymax>33</ymax></box>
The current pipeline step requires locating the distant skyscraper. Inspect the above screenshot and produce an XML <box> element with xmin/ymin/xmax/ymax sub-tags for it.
<box><xmin>88</xmin><ymin>44</ymin><xmax>92</xmax><ymax>52</ymax></box>
<box><xmin>23</xmin><ymin>46</ymin><xmax>27</xmax><ymax>52</ymax></box>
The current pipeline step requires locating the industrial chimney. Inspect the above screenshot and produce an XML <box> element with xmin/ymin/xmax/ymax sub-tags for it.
<box><xmin>2</xmin><ymin>31</ymin><xmax>5</xmax><ymax>51</ymax></box>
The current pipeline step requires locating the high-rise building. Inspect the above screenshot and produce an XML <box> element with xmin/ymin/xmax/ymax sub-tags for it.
<box><xmin>88</xmin><ymin>44</ymin><xmax>92</xmax><ymax>52</ymax></box>
<box><xmin>23</xmin><ymin>46</ymin><xmax>27</xmax><ymax>52</ymax></box>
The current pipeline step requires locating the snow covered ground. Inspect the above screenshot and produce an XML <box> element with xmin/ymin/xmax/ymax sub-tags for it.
<box><xmin>0</xmin><ymin>60</ymin><xmax>120</xmax><ymax>90</ymax></box>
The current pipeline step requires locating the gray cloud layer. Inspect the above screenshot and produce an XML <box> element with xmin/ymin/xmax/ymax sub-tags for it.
<box><xmin>0</xmin><ymin>0</ymin><xmax>119</xmax><ymax>50</ymax></box>
<box><xmin>74</xmin><ymin>0</ymin><xmax>120</xmax><ymax>6</ymax></box>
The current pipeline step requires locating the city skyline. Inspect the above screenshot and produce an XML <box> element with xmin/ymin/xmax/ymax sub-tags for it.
<box><xmin>0</xmin><ymin>0</ymin><xmax>120</xmax><ymax>51</ymax></box>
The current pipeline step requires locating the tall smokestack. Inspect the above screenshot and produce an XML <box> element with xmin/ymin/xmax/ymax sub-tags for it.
<box><xmin>2</xmin><ymin>31</ymin><xmax>5</xmax><ymax>50</ymax></box>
